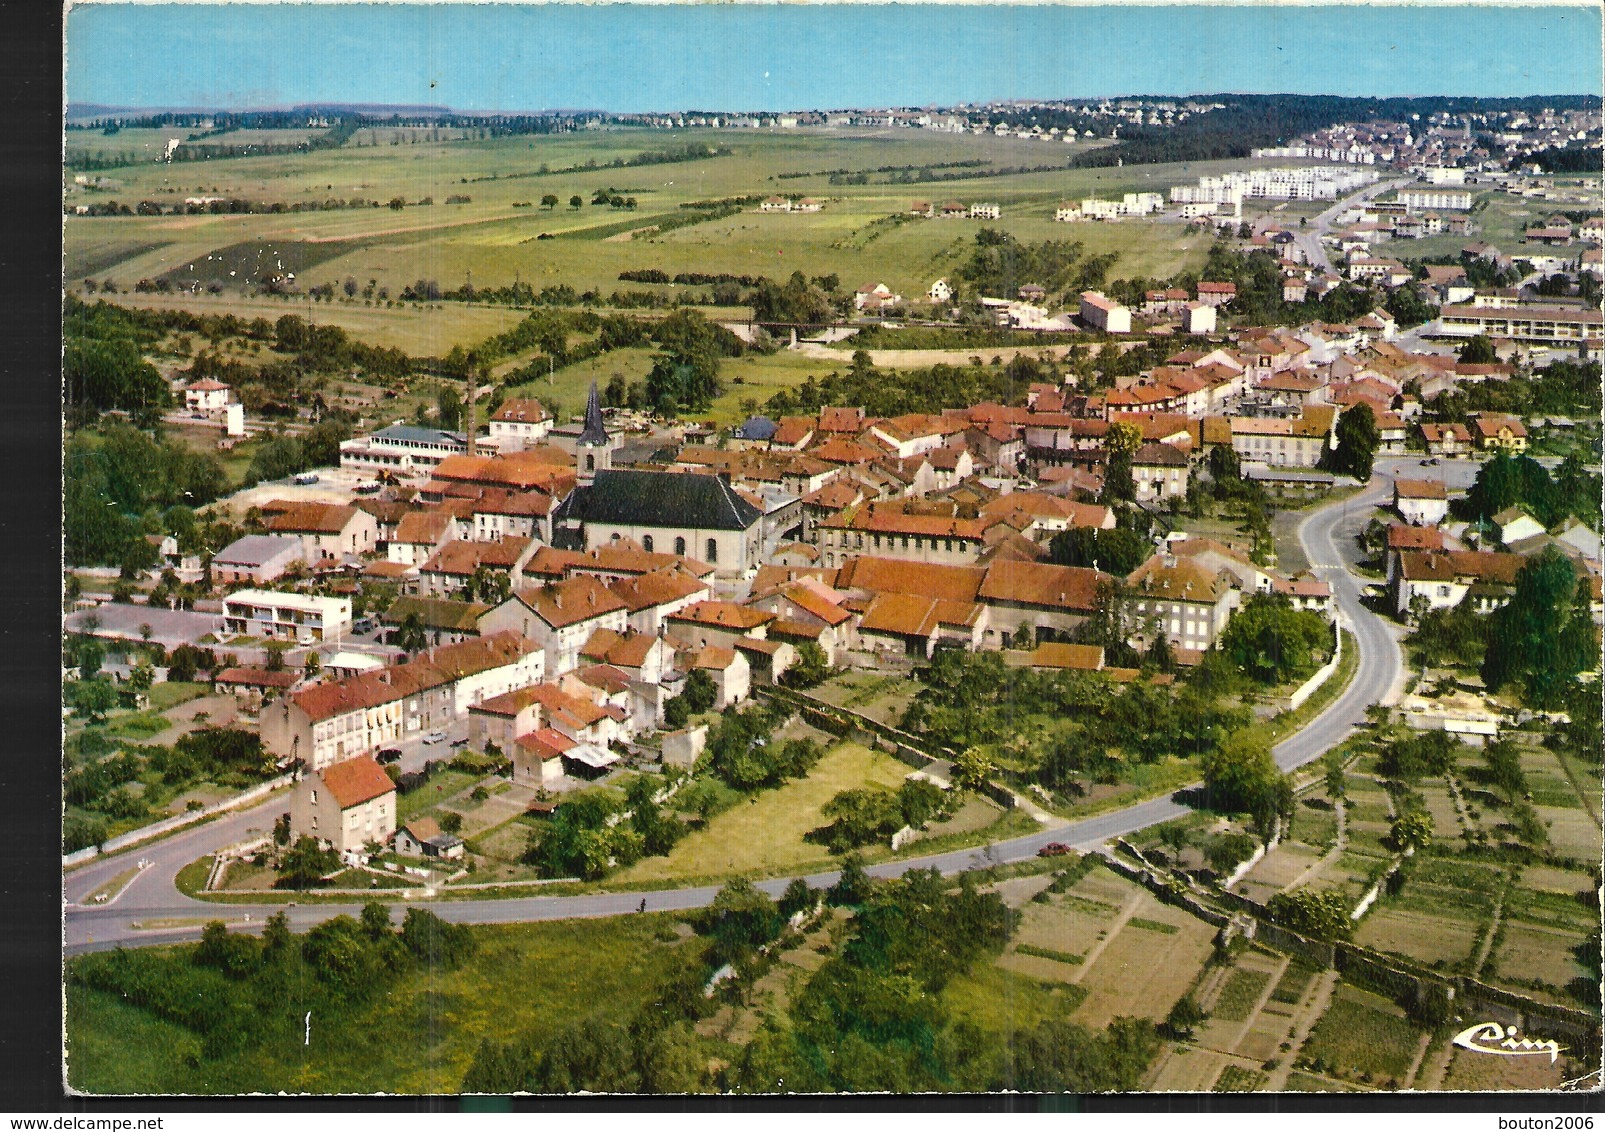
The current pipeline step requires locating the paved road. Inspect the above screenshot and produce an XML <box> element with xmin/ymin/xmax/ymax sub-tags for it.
<box><xmin>64</xmin><ymin>473</ymin><xmax>1412</xmax><ymax>955</ymax></box>
<box><xmin>1292</xmin><ymin>177</ymin><xmax>1414</xmax><ymax>274</ymax></box>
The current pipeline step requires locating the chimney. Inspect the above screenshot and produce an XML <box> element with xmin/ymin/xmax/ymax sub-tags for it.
<box><xmin>465</xmin><ymin>367</ymin><xmax>478</xmax><ymax>457</ymax></box>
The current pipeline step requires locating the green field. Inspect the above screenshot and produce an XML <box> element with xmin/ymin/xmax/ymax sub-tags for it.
<box><xmin>610</xmin><ymin>741</ymin><xmax>911</xmax><ymax>885</ymax></box>
<box><xmin>65</xmin><ymin>914</ymin><xmax>696</xmax><ymax>1094</ymax></box>
<box><xmin>65</xmin><ymin>128</ymin><xmax>1256</xmax><ymax>318</ymax></box>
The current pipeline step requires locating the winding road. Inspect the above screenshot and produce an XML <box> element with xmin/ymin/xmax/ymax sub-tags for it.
<box><xmin>64</xmin><ymin>467</ymin><xmax>1411</xmax><ymax>955</ymax></box>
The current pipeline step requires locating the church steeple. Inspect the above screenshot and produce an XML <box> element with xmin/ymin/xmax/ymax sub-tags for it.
<box><xmin>579</xmin><ymin>380</ymin><xmax>609</xmax><ymax>447</ymax></box>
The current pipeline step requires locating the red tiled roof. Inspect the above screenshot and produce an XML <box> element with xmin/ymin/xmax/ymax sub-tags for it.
<box><xmin>319</xmin><ymin>755</ymin><xmax>395</xmax><ymax>809</ymax></box>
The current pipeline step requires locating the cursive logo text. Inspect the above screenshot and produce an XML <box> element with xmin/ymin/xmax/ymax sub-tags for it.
<box><xmin>1452</xmin><ymin>1021</ymin><xmax>1564</xmax><ymax>1064</ymax></box>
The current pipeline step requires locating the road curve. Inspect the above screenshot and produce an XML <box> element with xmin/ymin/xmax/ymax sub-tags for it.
<box><xmin>64</xmin><ymin>472</ymin><xmax>1408</xmax><ymax>955</ymax></box>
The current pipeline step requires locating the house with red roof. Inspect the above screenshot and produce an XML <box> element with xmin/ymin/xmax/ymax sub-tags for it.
<box><xmin>291</xmin><ymin>754</ymin><xmax>396</xmax><ymax>854</ymax></box>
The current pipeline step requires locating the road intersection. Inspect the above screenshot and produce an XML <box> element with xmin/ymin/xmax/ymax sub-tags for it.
<box><xmin>64</xmin><ymin>463</ymin><xmax>1416</xmax><ymax>955</ymax></box>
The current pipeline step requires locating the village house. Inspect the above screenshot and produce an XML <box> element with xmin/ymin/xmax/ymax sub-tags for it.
<box><xmin>679</xmin><ymin>645</ymin><xmax>751</xmax><ymax>708</ymax></box>
<box><xmin>1419</xmin><ymin>422</ymin><xmax>1474</xmax><ymax>456</ymax></box>
<box><xmin>413</xmin><ymin>536</ymin><xmax>538</xmax><ymax>599</ymax></box>
<box><xmin>261</xmin><ymin>500</ymin><xmax>379</xmax><ymax>562</ymax></box>
<box><xmin>290</xmin><ymin>755</ymin><xmax>396</xmax><ymax>855</ymax></box>
<box><xmin>1125</xmin><ymin>554</ymin><xmax>1238</xmax><ymax>654</ymax></box>
<box><xmin>394</xmin><ymin>816</ymin><xmax>465</xmax><ymax>860</ymax></box>
<box><xmin>1393</xmin><ymin>479</ymin><xmax>1450</xmax><ymax>527</ymax></box>
<box><xmin>183</xmin><ymin>378</ymin><xmax>231</xmax><ymax>414</ymax></box>
<box><xmin>479</xmin><ymin>574</ymin><xmax>631</xmax><ymax>677</ymax></box>
<box><xmin>487</xmin><ymin>398</ymin><xmax>554</xmax><ymax>452</ymax></box>
<box><xmin>1471</xmin><ymin>414</ymin><xmax>1529</xmax><ymax>453</ymax></box>
<box><xmin>1390</xmin><ymin>550</ymin><xmax>1524</xmax><ymax>618</ymax></box>
<box><xmin>1493</xmin><ymin>506</ymin><xmax>1547</xmax><ymax>547</ymax></box>
<box><xmin>382</xmin><ymin>596</ymin><xmax>490</xmax><ymax>648</ymax></box>
<box><xmin>210</xmin><ymin>534</ymin><xmax>304</xmax><ymax>587</ymax></box>
<box><xmin>1131</xmin><ymin>442</ymin><xmax>1190</xmax><ymax>503</ymax></box>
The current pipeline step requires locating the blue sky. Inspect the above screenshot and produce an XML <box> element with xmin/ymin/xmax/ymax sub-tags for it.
<box><xmin>67</xmin><ymin>4</ymin><xmax>1602</xmax><ymax>112</ymax></box>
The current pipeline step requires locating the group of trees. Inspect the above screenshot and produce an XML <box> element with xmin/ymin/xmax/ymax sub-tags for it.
<box><xmin>1462</xmin><ymin>451</ymin><xmax>1600</xmax><ymax>532</ymax></box>
<box><xmin>807</xmin><ymin>778</ymin><xmax>951</xmax><ymax>853</ymax></box>
<box><xmin>901</xmin><ymin>649</ymin><xmax>1253</xmax><ymax>797</ymax></box>
<box><xmin>64</xmin><ymin>426</ymin><xmax>228</xmax><ymax>568</ymax></box>
<box><xmin>704</xmin><ymin>704</ymin><xmax>824</xmax><ymax>793</ymax></box>
<box><xmin>956</xmin><ymin>229</ymin><xmax>1117</xmax><ymax>303</ymax></box>
<box><xmin>643</xmin><ymin>309</ymin><xmax>748</xmax><ymax>413</ymax></box>
<box><xmin>1480</xmin><ymin>550</ymin><xmax>1600</xmax><ymax>709</ymax></box>
<box><xmin>1218</xmin><ymin>594</ymin><xmax>1334</xmax><ymax>685</ymax></box>
<box><xmin>1200</xmin><ymin>727</ymin><xmax>1294</xmax><ymax>839</ymax></box>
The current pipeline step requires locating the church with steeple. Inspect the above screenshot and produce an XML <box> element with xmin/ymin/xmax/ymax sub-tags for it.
<box><xmin>574</xmin><ymin>380</ymin><xmax>614</xmax><ymax>483</ymax></box>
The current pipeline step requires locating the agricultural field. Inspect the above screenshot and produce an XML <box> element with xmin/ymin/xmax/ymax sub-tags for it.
<box><xmin>64</xmin><ymin>129</ymin><xmax>1259</xmax><ymax>317</ymax></box>
<box><xmin>1297</xmin><ymin>983</ymin><xmax>1428</xmax><ymax>1088</ymax></box>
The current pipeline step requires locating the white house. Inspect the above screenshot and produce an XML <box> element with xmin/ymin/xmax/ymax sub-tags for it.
<box><xmin>1392</xmin><ymin>479</ymin><xmax>1449</xmax><ymax>527</ymax></box>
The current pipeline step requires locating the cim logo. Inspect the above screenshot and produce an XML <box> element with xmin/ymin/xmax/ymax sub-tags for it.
<box><xmin>1452</xmin><ymin>1021</ymin><xmax>1565</xmax><ymax>1064</ymax></box>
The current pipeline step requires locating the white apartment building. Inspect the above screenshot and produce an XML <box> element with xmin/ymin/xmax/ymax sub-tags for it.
<box><xmin>222</xmin><ymin>589</ymin><xmax>352</xmax><ymax>644</ymax></box>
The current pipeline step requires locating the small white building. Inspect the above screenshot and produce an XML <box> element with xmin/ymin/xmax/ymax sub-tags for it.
<box><xmin>1393</xmin><ymin>479</ymin><xmax>1449</xmax><ymax>527</ymax></box>
<box><xmin>1182</xmin><ymin>301</ymin><xmax>1217</xmax><ymax>335</ymax></box>
<box><xmin>927</xmin><ymin>278</ymin><xmax>954</xmax><ymax>303</ymax></box>
<box><xmin>970</xmin><ymin>202</ymin><xmax>1000</xmax><ymax>220</ymax></box>
<box><xmin>184</xmin><ymin>379</ymin><xmax>231</xmax><ymax>414</ymax></box>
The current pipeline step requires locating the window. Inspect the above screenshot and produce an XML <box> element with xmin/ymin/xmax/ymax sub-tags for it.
<box><xmin>674</xmin><ymin>537</ymin><xmax>686</xmax><ymax>556</ymax></box>
<box><xmin>310</xmin><ymin>789</ymin><xmax>318</xmax><ymax>805</ymax></box>
<box><xmin>706</xmin><ymin>538</ymin><xmax>718</xmax><ymax>563</ymax></box>
<box><xmin>585</xmin><ymin>454</ymin><xmax>595</xmax><ymax>472</ymax></box>
<box><xmin>310</xmin><ymin>815</ymin><xmax>318</xmax><ymax>830</ymax></box>
<box><xmin>642</xmin><ymin>535</ymin><xmax>653</xmax><ymax>553</ymax></box>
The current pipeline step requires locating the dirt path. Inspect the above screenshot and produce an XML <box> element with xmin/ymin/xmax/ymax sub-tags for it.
<box><xmin>1286</xmin><ymin>800</ymin><xmax>1347</xmax><ymax>891</ymax></box>
<box><xmin>1470</xmin><ymin>868</ymin><xmax>1513</xmax><ymax>980</ymax></box>
<box><xmin>1401</xmin><ymin>1029</ymin><xmax>1435</xmax><ymax>1090</ymax></box>
<box><xmin>1264</xmin><ymin>967</ymin><xmax>1340</xmax><ymax>1091</ymax></box>
<box><xmin>1069</xmin><ymin>889</ymin><xmax>1143</xmax><ymax>985</ymax></box>
<box><xmin>1413</xmin><ymin>1035</ymin><xmax>1457</xmax><ymax>1091</ymax></box>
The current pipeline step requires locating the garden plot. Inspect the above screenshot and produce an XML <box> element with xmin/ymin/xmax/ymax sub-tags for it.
<box><xmin>1415</xmin><ymin>780</ymin><xmax>1464</xmax><ymax>840</ymax></box>
<box><xmin>1353</xmin><ymin>905</ymin><xmax>1481</xmax><ymax>970</ymax></box>
<box><xmin>1233</xmin><ymin>841</ymin><xmax>1325</xmax><ymax>906</ymax></box>
<box><xmin>1147</xmin><ymin>1045</ymin><xmax>1241</xmax><ymax>1092</ymax></box>
<box><xmin>1532</xmin><ymin>805</ymin><xmax>1602</xmax><ymax>860</ymax></box>
<box><xmin>1440</xmin><ymin>1045</ymin><xmax>1568</xmax><ymax>1092</ymax></box>
<box><xmin>1491</xmin><ymin>922</ymin><xmax>1592</xmax><ymax>994</ymax></box>
<box><xmin>1194</xmin><ymin>950</ymin><xmax>1287</xmax><ymax>1060</ymax></box>
<box><xmin>1069</xmin><ymin>884</ymin><xmax>1218</xmax><ymax>1030</ymax></box>
<box><xmin>1299</xmin><ymin>984</ymin><xmax>1428</xmax><ymax>1088</ymax></box>
<box><xmin>999</xmin><ymin>876</ymin><xmax>1125</xmax><ymax>978</ymax></box>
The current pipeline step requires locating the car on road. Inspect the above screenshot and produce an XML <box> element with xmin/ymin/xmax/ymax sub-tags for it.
<box><xmin>354</xmin><ymin>481</ymin><xmax>381</xmax><ymax>495</ymax></box>
<box><xmin>422</xmin><ymin>731</ymin><xmax>447</xmax><ymax>744</ymax></box>
<box><xmin>292</xmin><ymin>472</ymin><xmax>320</xmax><ymax>485</ymax></box>
<box><xmin>1037</xmin><ymin>842</ymin><xmax>1071</xmax><ymax>858</ymax></box>
<box><xmin>449</xmin><ymin>737</ymin><xmax>469</xmax><ymax>748</ymax></box>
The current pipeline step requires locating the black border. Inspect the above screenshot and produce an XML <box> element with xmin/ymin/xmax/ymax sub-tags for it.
<box><xmin>14</xmin><ymin>0</ymin><xmax>1605</xmax><ymax>1114</ymax></box>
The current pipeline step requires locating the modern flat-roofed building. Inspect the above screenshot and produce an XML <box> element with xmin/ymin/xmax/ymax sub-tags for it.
<box><xmin>211</xmin><ymin>534</ymin><xmax>305</xmax><ymax>586</ymax></box>
<box><xmin>223</xmin><ymin>589</ymin><xmax>353</xmax><ymax>643</ymax></box>
<box><xmin>1398</xmin><ymin>188</ymin><xmax>1472</xmax><ymax>213</ymax></box>
<box><xmin>1438</xmin><ymin>301</ymin><xmax>1602</xmax><ymax>349</ymax></box>
<box><xmin>339</xmin><ymin>424</ymin><xmax>480</xmax><ymax>475</ymax></box>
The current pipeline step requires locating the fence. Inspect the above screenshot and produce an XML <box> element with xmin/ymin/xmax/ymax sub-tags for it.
<box><xmin>64</xmin><ymin>773</ymin><xmax>294</xmax><ymax>868</ymax></box>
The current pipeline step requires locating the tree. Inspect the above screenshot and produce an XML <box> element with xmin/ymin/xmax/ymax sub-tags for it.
<box><xmin>778</xmin><ymin>877</ymin><xmax>816</xmax><ymax>919</ymax></box>
<box><xmin>439</xmin><ymin>811</ymin><xmax>464</xmax><ymax>835</ymax></box>
<box><xmin>1204</xmin><ymin>831</ymin><xmax>1259</xmax><ymax>874</ymax></box>
<box><xmin>1389</xmin><ymin>809</ymin><xmax>1433</xmax><ymax>853</ymax></box>
<box><xmin>1322</xmin><ymin>750</ymin><xmax>1347</xmax><ymax>802</ymax></box>
<box><xmin>264</xmin><ymin>642</ymin><xmax>286</xmax><ymax>672</ymax></box>
<box><xmin>272</xmin><ymin>812</ymin><xmax>292</xmax><ymax>846</ymax></box>
<box><xmin>1458</xmin><ymin>334</ymin><xmax>1498</xmax><ymax>365</ymax></box>
<box><xmin>1165</xmin><ymin>994</ymin><xmax>1207</xmax><ymax>1039</ymax></box>
<box><xmin>569</xmin><ymin>194</ymin><xmax>583</xmax><ymax>209</ymax></box>
<box><xmin>681</xmin><ymin>668</ymin><xmax>717</xmax><ymax>714</ymax></box>
<box><xmin>72</xmin><ymin>679</ymin><xmax>117</xmax><ymax>723</ymax></box>
<box><xmin>1201</xmin><ymin>728</ymin><xmax>1284</xmax><ymax>830</ymax></box>
<box><xmin>1208</xmin><ymin>442</ymin><xmax>1242</xmax><ymax>490</ymax></box>
<box><xmin>303</xmin><ymin>651</ymin><xmax>321</xmax><ymax>679</ymax></box>
<box><xmin>1483</xmin><ymin>737</ymin><xmax>1529</xmax><ymax>805</ymax></box>
<box><xmin>394</xmin><ymin>612</ymin><xmax>429</xmax><ymax>655</ymax></box>
<box><xmin>780</xmin><ymin>640</ymin><xmax>830</xmax><ymax>689</ymax></box>
<box><xmin>1219</xmin><ymin>594</ymin><xmax>1332</xmax><ymax>684</ymax></box>
<box><xmin>950</xmin><ymin>747</ymin><xmax>995</xmax><ymax>792</ymax></box>
<box><xmin>540</xmin><ymin>194</ymin><xmax>559</xmax><ymax>210</ymax></box>
<box><xmin>1267</xmin><ymin>887</ymin><xmax>1353</xmax><ymax>940</ymax></box>
<box><xmin>699</xmin><ymin>878</ymin><xmax>781</xmax><ymax>966</ymax></box>
<box><xmin>1328</xmin><ymin>401</ymin><xmax>1378</xmax><ymax>481</ymax></box>
<box><xmin>827</xmin><ymin>854</ymin><xmax>873</xmax><ymax>907</ymax></box>
<box><xmin>436</xmin><ymin>386</ymin><xmax>463</xmax><ymax>430</ymax></box>
<box><xmin>126</xmin><ymin>661</ymin><xmax>154</xmax><ymax>694</ymax></box>
<box><xmin>277</xmin><ymin>835</ymin><xmax>340</xmax><ymax>889</ymax></box>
